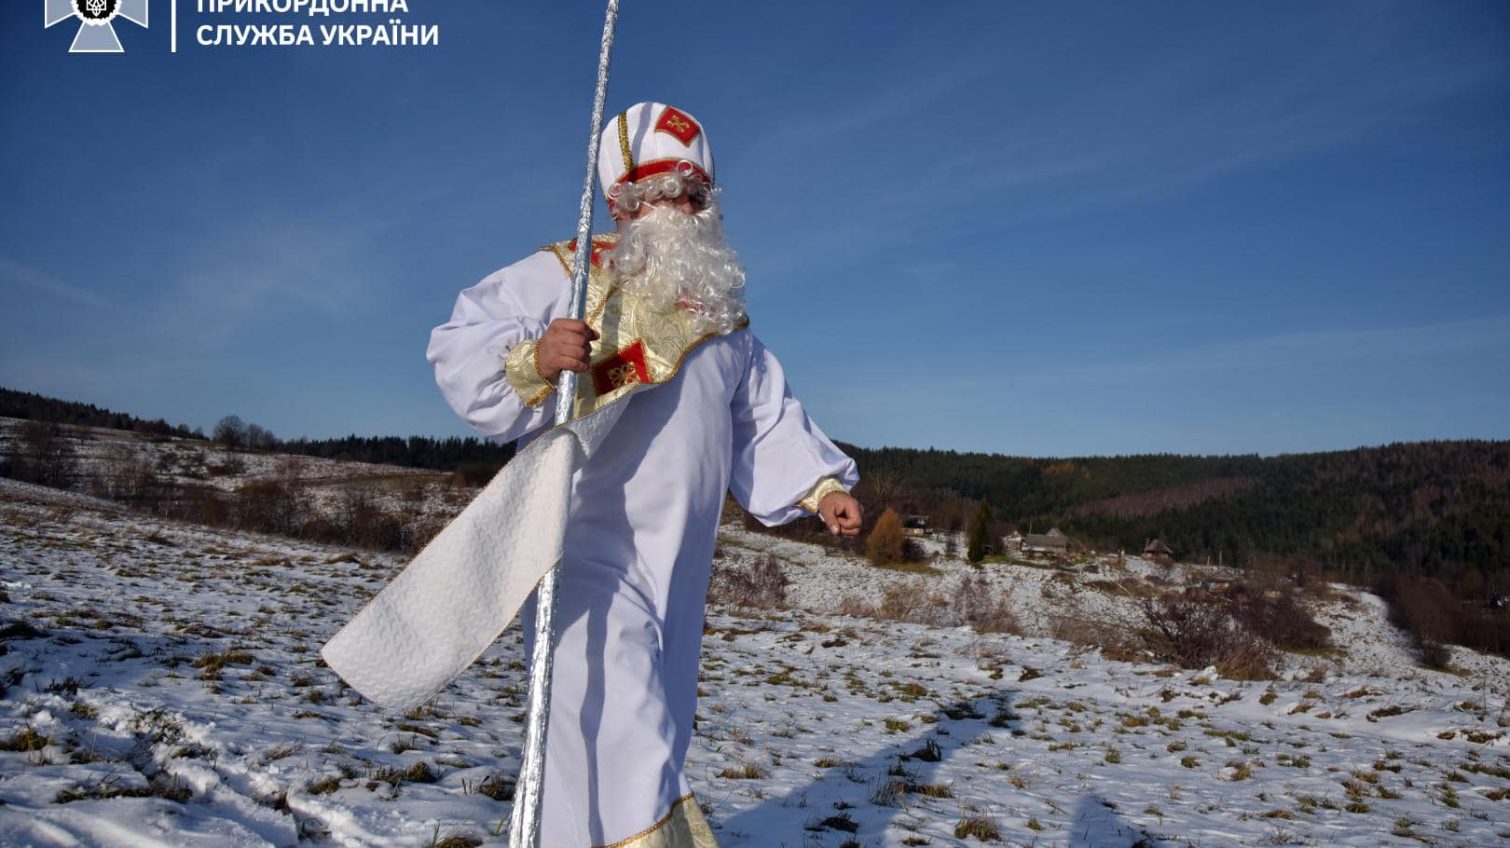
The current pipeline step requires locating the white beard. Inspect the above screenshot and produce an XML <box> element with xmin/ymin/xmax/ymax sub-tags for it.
<box><xmin>607</xmin><ymin>201</ymin><xmax>747</xmax><ymax>335</ymax></box>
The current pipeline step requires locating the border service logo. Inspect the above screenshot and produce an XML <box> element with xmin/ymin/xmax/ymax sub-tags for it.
<box><xmin>44</xmin><ymin>0</ymin><xmax>149</xmax><ymax>53</ymax></box>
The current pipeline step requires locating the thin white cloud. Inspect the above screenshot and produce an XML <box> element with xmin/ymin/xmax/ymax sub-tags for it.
<box><xmin>0</xmin><ymin>256</ymin><xmax>109</xmax><ymax>309</ymax></box>
<box><xmin>877</xmin><ymin>314</ymin><xmax>1510</xmax><ymax>391</ymax></box>
<box><xmin>807</xmin><ymin>313</ymin><xmax>1510</xmax><ymax>454</ymax></box>
<box><xmin>733</xmin><ymin>3</ymin><xmax>1508</xmax><ymax>259</ymax></box>
<box><xmin>1059</xmin><ymin>314</ymin><xmax>1510</xmax><ymax>381</ymax></box>
<box><xmin>145</xmin><ymin>211</ymin><xmax>399</xmax><ymax>349</ymax></box>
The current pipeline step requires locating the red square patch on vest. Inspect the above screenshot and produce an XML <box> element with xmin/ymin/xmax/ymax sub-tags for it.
<box><xmin>565</xmin><ymin>237</ymin><xmax>613</xmax><ymax>268</ymax></box>
<box><xmin>592</xmin><ymin>339</ymin><xmax>650</xmax><ymax>395</ymax></box>
<box><xmin>655</xmin><ymin>107</ymin><xmax>701</xmax><ymax>145</ymax></box>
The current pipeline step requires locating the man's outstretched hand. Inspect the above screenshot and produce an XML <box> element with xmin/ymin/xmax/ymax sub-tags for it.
<box><xmin>819</xmin><ymin>492</ymin><xmax>863</xmax><ymax>537</ymax></box>
<box><xmin>537</xmin><ymin>319</ymin><xmax>600</xmax><ymax>385</ymax></box>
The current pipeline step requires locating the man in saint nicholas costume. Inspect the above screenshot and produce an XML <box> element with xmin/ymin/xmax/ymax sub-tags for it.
<box><xmin>426</xmin><ymin>102</ymin><xmax>863</xmax><ymax>848</ymax></box>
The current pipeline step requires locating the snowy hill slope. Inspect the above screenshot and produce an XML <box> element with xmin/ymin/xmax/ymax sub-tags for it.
<box><xmin>0</xmin><ymin>417</ymin><xmax>443</xmax><ymax>491</ymax></box>
<box><xmin>1</xmin><ymin>477</ymin><xmax>1507</xmax><ymax>847</ymax></box>
<box><xmin>0</xmin><ymin>416</ymin><xmax>464</xmax><ymax>533</ymax></box>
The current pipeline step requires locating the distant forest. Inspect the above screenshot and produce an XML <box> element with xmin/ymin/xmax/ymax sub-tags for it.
<box><xmin>840</xmin><ymin>442</ymin><xmax>1509</xmax><ymax>587</ymax></box>
<box><xmin>0</xmin><ymin>387</ymin><xmax>200</xmax><ymax>439</ymax></box>
<box><xmin>3</xmin><ymin>385</ymin><xmax>1506</xmax><ymax>585</ymax></box>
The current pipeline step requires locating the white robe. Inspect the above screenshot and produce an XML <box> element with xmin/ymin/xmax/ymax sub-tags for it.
<box><xmin>427</xmin><ymin>247</ymin><xmax>859</xmax><ymax>848</ymax></box>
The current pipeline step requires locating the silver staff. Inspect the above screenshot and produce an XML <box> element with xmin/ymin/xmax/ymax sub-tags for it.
<box><xmin>509</xmin><ymin>2</ymin><xmax>622</xmax><ymax>846</ymax></box>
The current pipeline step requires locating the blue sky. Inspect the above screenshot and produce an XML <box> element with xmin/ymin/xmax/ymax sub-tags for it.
<box><xmin>2</xmin><ymin>0</ymin><xmax>1507</xmax><ymax>457</ymax></box>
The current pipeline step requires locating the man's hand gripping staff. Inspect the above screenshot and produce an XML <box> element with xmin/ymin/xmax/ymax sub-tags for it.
<box><xmin>537</xmin><ymin>319</ymin><xmax>600</xmax><ymax>385</ymax></box>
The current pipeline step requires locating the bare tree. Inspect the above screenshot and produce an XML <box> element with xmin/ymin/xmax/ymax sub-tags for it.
<box><xmin>246</xmin><ymin>423</ymin><xmax>279</xmax><ymax>451</ymax></box>
<box><xmin>860</xmin><ymin>470</ymin><xmax>905</xmax><ymax>509</ymax></box>
<box><xmin>213</xmin><ymin>415</ymin><xmax>249</xmax><ymax>449</ymax></box>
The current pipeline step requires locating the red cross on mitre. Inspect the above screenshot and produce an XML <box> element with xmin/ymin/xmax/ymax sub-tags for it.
<box><xmin>655</xmin><ymin>107</ymin><xmax>701</xmax><ymax>146</ymax></box>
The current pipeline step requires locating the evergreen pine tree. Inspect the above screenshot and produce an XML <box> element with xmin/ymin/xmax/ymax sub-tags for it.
<box><xmin>967</xmin><ymin>502</ymin><xmax>994</xmax><ymax>564</ymax></box>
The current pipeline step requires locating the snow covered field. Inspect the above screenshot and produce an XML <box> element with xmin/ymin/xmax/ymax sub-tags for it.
<box><xmin>1</xmin><ymin>476</ymin><xmax>1507</xmax><ymax>847</ymax></box>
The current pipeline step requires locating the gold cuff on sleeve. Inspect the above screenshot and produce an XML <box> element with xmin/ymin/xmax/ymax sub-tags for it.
<box><xmin>798</xmin><ymin>477</ymin><xmax>849</xmax><ymax>514</ymax></box>
<box><xmin>503</xmin><ymin>338</ymin><xmax>555</xmax><ymax>409</ymax></box>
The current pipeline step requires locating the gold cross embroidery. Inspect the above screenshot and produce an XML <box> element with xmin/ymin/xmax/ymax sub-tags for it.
<box><xmin>666</xmin><ymin>115</ymin><xmax>691</xmax><ymax>133</ymax></box>
<box><xmin>608</xmin><ymin>362</ymin><xmax>641</xmax><ymax>388</ymax></box>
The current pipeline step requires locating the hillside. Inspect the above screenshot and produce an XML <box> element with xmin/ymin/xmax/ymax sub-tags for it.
<box><xmin>4</xmin><ymin>383</ymin><xmax>1506</xmax><ymax>584</ymax></box>
<box><xmin>1</xmin><ymin>475</ymin><xmax>1507</xmax><ymax>847</ymax></box>
<box><xmin>4</xmin><ymin>387</ymin><xmax>1508</xmax><ymax>668</ymax></box>
<box><xmin>0</xmin><ymin>416</ymin><xmax>463</xmax><ymax>555</ymax></box>
<box><xmin>844</xmin><ymin>441</ymin><xmax>1510</xmax><ymax>585</ymax></box>
<box><xmin>0</xmin><ymin>387</ymin><xmax>513</xmax><ymax>474</ymax></box>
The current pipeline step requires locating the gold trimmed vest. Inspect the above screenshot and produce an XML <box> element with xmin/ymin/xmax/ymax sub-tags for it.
<box><xmin>503</xmin><ymin>233</ymin><xmax>749</xmax><ymax>420</ymax></box>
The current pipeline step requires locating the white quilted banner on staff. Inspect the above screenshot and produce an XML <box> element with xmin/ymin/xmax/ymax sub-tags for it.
<box><xmin>321</xmin><ymin>399</ymin><xmax>632</xmax><ymax>712</ymax></box>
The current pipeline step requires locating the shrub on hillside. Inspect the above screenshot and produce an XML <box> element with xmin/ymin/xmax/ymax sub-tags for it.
<box><xmin>708</xmin><ymin>554</ymin><xmax>788</xmax><ymax>608</ymax></box>
<box><xmin>330</xmin><ymin>489</ymin><xmax>406</xmax><ymax>551</ymax></box>
<box><xmin>1418</xmin><ymin>640</ymin><xmax>1452</xmax><ymax>670</ymax></box>
<box><xmin>1050</xmin><ymin>615</ymin><xmax>1143</xmax><ymax>663</ymax></box>
<box><xmin>452</xmin><ymin>461</ymin><xmax>501</xmax><ymax>487</ymax></box>
<box><xmin>1230</xmin><ymin>587</ymin><xmax>1331</xmax><ymax>652</ymax></box>
<box><xmin>1139</xmin><ymin>593</ymin><xmax>1244</xmax><ymax>670</ymax></box>
<box><xmin>954</xmin><ymin>574</ymin><xmax>1021</xmax><ymax>634</ymax></box>
<box><xmin>1377</xmin><ymin>575</ymin><xmax>1457</xmax><ymax>645</ymax></box>
<box><xmin>206</xmin><ymin>454</ymin><xmax>247</xmax><ymax>477</ymax></box>
<box><xmin>95</xmin><ymin>445</ymin><xmax>167</xmax><ymax>509</ymax></box>
<box><xmin>835</xmin><ymin>594</ymin><xmax>873</xmax><ymax>619</ymax></box>
<box><xmin>234</xmin><ymin>478</ymin><xmax>311</xmax><ymax>538</ymax></box>
<box><xmin>1374</xmin><ymin>573</ymin><xmax>1510</xmax><ymax>662</ymax></box>
<box><xmin>1137</xmin><ymin>577</ymin><xmax>1334</xmax><ymax>679</ymax></box>
<box><xmin>1217</xmin><ymin>637</ymin><xmax>1279</xmax><ymax>681</ymax></box>
<box><xmin>865</xmin><ymin>508</ymin><xmax>906</xmax><ymax>566</ymax></box>
<box><xmin>876</xmin><ymin>579</ymin><xmax>938</xmax><ymax>622</ymax></box>
<box><xmin>399</xmin><ymin>514</ymin><xmax>447</xmax><ymax>555</ymax></box>
<box><xmin>836</xmin><ymin>575</ymin><xmax>1019</xmax><ymax>634</ymax></box>
<box><xmin>3</xmin><ymin>420</ymin><xmax>78</xmax><ymax>489</ymax></box>
<box><xmin>176</xmin><ymin>485</ymin><xmax>231</xmax><ymax>527</ymax></box>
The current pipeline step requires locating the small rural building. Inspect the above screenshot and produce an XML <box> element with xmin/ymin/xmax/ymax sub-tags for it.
<box><xmin>1003</xmin><ymin>531</ymin><xmax>1024</xmax><ymax>552</ymax></box>
<box><xmin>1022</xmin><ymin>527</ymin><xmax>1070</xmax><ymax>555</ymax></box>
<box><xmin>902</xmin><ymin>515</ymin><xmax>930</xmax><ymax>538</ymax></box>
<box><xmin>1143</xmin><ymin>538</ymin><xmax>1174</xmax><ymax>564</ymax></box>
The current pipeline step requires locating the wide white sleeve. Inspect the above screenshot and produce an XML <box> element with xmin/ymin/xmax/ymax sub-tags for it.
<box><xmin>426</xmin><ymin>252</ymin><xmax>567</xmax><ymax>444</ymax></box>
<box><xmin>729</xmin><ymin>331</ymin><xmax>860</xmax><ymax>526</ymax></box>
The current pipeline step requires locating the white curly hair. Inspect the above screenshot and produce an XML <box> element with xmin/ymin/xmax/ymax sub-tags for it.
<box><xmin>606</xmin><ymin>163</ymin><xmax>713</xmax><ymax>218</ymax></box>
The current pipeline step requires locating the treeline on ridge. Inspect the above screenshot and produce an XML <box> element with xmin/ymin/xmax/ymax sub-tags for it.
<box><xmin>5</xmin><ymin>385</ymin><xmax>1506</xmax><ymax>589</ymax></box>
<box><xmin>837</xmin><ymin>442</ymin><xmax>1508</xmax><ymax>587</ymax></box>
<box><xmin>0</xmin><ymin>386</ymin><xmax>513</xmax><ymax>482</ymax></box>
